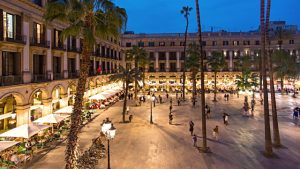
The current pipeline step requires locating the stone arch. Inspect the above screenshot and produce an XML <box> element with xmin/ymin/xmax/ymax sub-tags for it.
<box><xmin>51</xmin><ymin>84</ymin><xmax>66</xmax><ymax>99</ymax></box>
<box><xmin>28</xmin><ymin>88</ymin><xmax>50</xmax><ymax>104</ymax></box>
<box><xmin>0</xmin><ymin>92</ymin><xmax>26</xmax><ymax>106</ymax></box>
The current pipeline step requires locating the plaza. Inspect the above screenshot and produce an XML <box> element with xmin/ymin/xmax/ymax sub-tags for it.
<box><xmin>24</xmin><ymin>93</ymin><xmax>300</xmax><ymax>169</ymax></box>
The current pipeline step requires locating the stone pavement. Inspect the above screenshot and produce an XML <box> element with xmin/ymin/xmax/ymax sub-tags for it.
<box><xmin>27</xmin><ymin>93</ymin><xmax>300</xmax><ymax>169</ymax></box>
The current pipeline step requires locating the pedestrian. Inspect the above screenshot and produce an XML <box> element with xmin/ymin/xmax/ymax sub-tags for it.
<box><xmin>224</xmin><ymin>94</ymin><xmax>227</xmax><ymax>101</ymax></box>
<box><xmin>169</xmin><ymin>113</ymin><xmax>173</xmax><ymax>124</ymax></box>
<box><xmin>129</xmin><ymin>114</ymin><xmax>133</xmax><ymax>122</ymax></box>
<box><xmin>293</xmin><ymin>108</ymin><xmax>299</xmax><ymax>119</ymax></box>
<box><xmin>126</xmin><ymin>106</ymin><xmax>130</xmax><ymax>114</ymax></box>
<box><xmin>169</xmin><ymin>105</ymin><xmax>173</xmax><ymax>114</ymax></box>
<box><xmin>176</xmin><ymin>92</ymin><xmax>178</xmax><ymax>99</ymax></box>
<box><xmin>166</xmin><ymin>93</ymin><xmax>169</xmax><ymax>99</ymax></box>
<box><xmin>189</xmin><ymin>121</ymin><xmax>194</xmax><ymax>135</ymax></box>
<box><xmin>223</xmin><ymin>112</ymin><xmax>229</xmax><ymax>125</ymax></box>
<box><xmin>159</xmin><ymin>95</ymin><xmax>162</xmax><ymax>104</ymax></box>
<box><xmin>192</xmin><ymin>134</ymin><xmax>197</xmax><ymax>147</ymax></box>
<box><xmin>213</xmin><ymin>125</ymin><xmax>219</xmax><ymax>141</ymax></box>
<box><xmin>170</xmin><ymin>97</ymin><xmax>173</xmax><ymax>105</ymax></box>
<box><xmin>177</xmin><ymin>99</ymin><xmax>180</xmax><ymax>106</ymax></box>
<box><xmin>251</xmin><ymin>99</ymin><xmax>256</xmax><ymax>112</ymax></box>
<box><xmin>206</xmin><ymin>108</ymin><xmax>211</xmax><ymax>119</ymax></box>
<box><xmin>192</xmin><ymin>98</ymin><xmax>196</xmax><ymax>107</ymax></box>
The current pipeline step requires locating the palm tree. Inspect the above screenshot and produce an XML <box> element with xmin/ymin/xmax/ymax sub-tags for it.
<box><xmin>265</xmin><ymin>0</ymin><xmax>281</xmax><ymax>147</ymax></box>
<box><xmin>109</xmin><ymin>66</ymin><xmax>142</xmax><ymax>122</ymax></box>
<box><xmin>207</xmin><ymin>51</ymin><xmax>226</xmax><ymax>101</ymax></box>
<box><xmin>126</xmin><ymin>46</ymin><xmax>148</xmax><ymax>99</ymax></box>
<box><xmin>195</xmin><ymin>0</ymin><xmax>209</xmax><ymax>152</ymax></box>
<box><xmin>181</xmin><ymin>6</ymin><xmax>192</xmax><ymax>101</ymax></box>
<box><xmin>260</xmin><ymin>0</ymin><xmax>273</xmax><ymax>156</ymax></box>
<box><xmin>44</xmin><ymin>1</ymin><xmax>127</xmax><ymax>168</ymax></box>
<box><xmin>186</xmin><ymin>43</ymin><xmax>200</xmax><ymax>99</ymax></box>
<box><xmin>235</xmin><ymin>70</ymin><xmax>259</xmax><ymax>102</ymax></box>
<box><xmin>273</xmin><ymin>50</ymin><xmax>296</xmax><ymax>95</ymax></box>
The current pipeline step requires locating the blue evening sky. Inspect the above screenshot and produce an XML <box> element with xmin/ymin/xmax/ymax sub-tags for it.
<box><xmin>114</xmin><ymin>0</ymin><xmax>299</xmax><ymax>33</ymax></box>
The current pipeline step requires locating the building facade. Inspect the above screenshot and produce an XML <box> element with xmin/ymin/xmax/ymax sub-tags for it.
<box><xmin>121</xmin><ymin>31</ymin><xmax>300</xmax><ymax>92</ymax></box>
<box><xmin>0</xmin><ymin>0</ymin><xmax>123</xmax><ymax>131</ymax></box>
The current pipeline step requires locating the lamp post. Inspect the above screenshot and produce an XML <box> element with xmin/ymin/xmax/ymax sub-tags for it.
<box><xmin>101</xmin><ymin>118</ymin><xmax>116</xmax><ymax>169</ymax></box>
<box><xmin>147</xmin><ymin>94</ymin><xmax>155</xmax><ymax>124</ymax></box>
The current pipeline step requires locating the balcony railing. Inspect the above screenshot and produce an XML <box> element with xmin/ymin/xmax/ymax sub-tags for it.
<box><xmin>32</xmin><ymin>74</ymin><xmax>51</xmax><ymax>83</ymax></box>
<box><xmin>68</xmin><ymin>71</ymin><xmax>79</xmax><ymax>79</ymax></box>
<box><xmin>52</xmin><ymin>42</ymin><xmax>66</xmax><ymax>51</ymax></box>
<box><xmin>53</xmin><ymin>73</ymin><xmax>64</xmax><ymax>80</ymax></box>
<box><xmin>4</xmin><ymin>35</ymin><xmax>26</xmax><ymax>44</ymax></box>
<box><xmin>68</xmin><ymin>46</ymin><xmax>81</xmax><ymax>53</ymax></box>
<box><xmin>30</xmin><ymin>37</ymin><xmax>50</xmax><ymax>48</ymax></box>
<box><xmin>0</xmin><ymin>75</ymin><xmax>23</xmax><ymax>86</ymax></box>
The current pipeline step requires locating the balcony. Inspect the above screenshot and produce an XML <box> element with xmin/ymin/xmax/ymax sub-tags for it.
<box><xmin>67</xmin><ymin>46</ymin><xmax>80</xmax><ymax>53</ymax></box>
<box><xmin>30</xmin><ymin>37</ymin><xmax>50</xmax><ymax>48</ymax></box>
<box><xmin>3</xmin><ymin>35</ymin><xmax>26</xmax><ymax>44</ymax></box>
<box><xmin>52</xmin><ymin>42</ymin><xmax>66</xmax><ymax>51</ymax></box>
<box><xmin>68</xmin><ymin>71</ymin><xmax>79</xmax><ymax>79</ymax></box>
<box><xmin>0</xmin><ymin>75</ymin><xmax>23</xmax><ymax>86</ymax></box>
<box><xmin>53</xmin><ymin>73</ymin><xmax>64</xmax><ymax>80</ymax></box>
<box><xmin>32</xmin><ymin>74</ymin><xmax>51</xmax><ymax>83</ymax></box>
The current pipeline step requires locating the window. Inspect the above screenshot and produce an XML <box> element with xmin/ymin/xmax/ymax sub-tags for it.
<box><xmin>170</xmin><ymin>63</ymin><xmax>177</xmax><ymax>71</ymax></box>
<box><xmin>255</xmin><ymin>40</ymin><xmax>260</xmax><ymax>45</ymax></box>
<box><xmin>243</xmin><ymin>41</ymin><xmax>250</xmax><ymax>45</ymax></box>
<box><xmin>289</xmin><ymin>40</ymin><xmax>294</xmax><ymax>44</ymax></box>
<box><xmin>169</xmin><ymin>52</ymin><xmax>177</xmax><ymax>60</ymax></box>
<box><xmin>159</xmin><ymin>63</ymin><xmax>165</xmax><ymax>71</ymax></box>
<box><xmin>159</xmin><ymin>52</ymin><xmax>166</xmax><ymax>60</ymax></box>
<box><xmin>126</xmin><ymin>43</ymin><xmax>131</xmax><ymax>47</ymax></box>
<box><xmin>223</xmin><ymin>41</ymin><xmax>229</xmax><ymax>46</ymax></box>
<box><xmin>170</xmin><ymin>42</ymin><xmax>175</xmax><ymax>46</ymax></box>
<box><xmin>138</xmin><ymin>42</ymin><xmax>144</xmax><ymax>47</ymax></box>
<box><xmin>233</xmin><ymin>41</ymin><xmax>239</xmax><ymax>46</ymax></box>
<box><xmin>149</xmin><ymin>52</ymin><xmax>155</xmax><ymax>60</ymax></box>
<box><xmin>159</xmin><ymin>42</ymin><xmax>165</xmax><ymax>46</ymax></box>
<box><xmin>212</xmin><ymin>41</ymin><xmax>217</xmax><ymax>46</ymax></box>
<box><xmin>148</xmin><ymin>42</ymin><xmax>155</xmax><ymax>47</ymax></box>
<box><xmin>33</xmin><ymin>23</ymin><xmax>42</xmax><ymax>43</ymax></box>
<box><xmin>180</xmin><ymin>42</ymin><xmax>186</xmax><ymax>46</ymax></box>
<box><xmin>202</xmin><ymin>41</ymin><xmax>206</xmax><ymax>46</ymax></box>
<box><xmin>3</xmin><ymin>12</ymin><xmax>14</xmax><ymax>39</ymax></box>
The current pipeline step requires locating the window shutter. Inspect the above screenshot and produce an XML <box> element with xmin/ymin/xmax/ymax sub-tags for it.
<box><xmin>0</xmin><ymin>9</ymin><xmax>3</xmax><ymax>40</ymax></box>
<box><xmin>15</xmin><ymin>15</ymin><xmax>22</xmax><ymax>40</ymax></box>
<box><xmin>53</xmin><ymin>29</ymin><xmax>56</xmax><ymax>47</ymax></box>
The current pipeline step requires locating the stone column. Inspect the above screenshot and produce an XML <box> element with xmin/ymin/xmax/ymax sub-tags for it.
<box><xmin>166</xmin><ymin>52</ymin><xmax>170</xmax><ymax>72</ymax></box>
<box><xmin>16</xmin><ymin>104</ymin><xmax>31</xmax><ymax>126</ymax></box>
<box><xmin>63</xmin><ymin>40</ymin><xmax>68</xmax><ymax>78</ymax></box>
<box><xmin>155</xmin><ymin>52</ymin><xmax>159</xmax><ymax>72</ymax></box>
<box><xmin>93</xmin><ymin>57</ymin><xmax>96</xmax><ymax>74</ymax></box>
<box><xmin>229</xmin><ymin>51</ymin><xmax>233</xmax><ymax>71</ymax></box>
<box><xmin>176</xmin><ymin>52</ymin><xmax>180</xmax><ymax>72</ymax></box>
<box><xmin>22</xmin><ymin>19</ymin><xmax>31</xmax><ymax>83</ymax></box>
<box><xmin>46</xmin><ymin>28</ymin><xmax>53</xmax><ymax>80</ymax></box>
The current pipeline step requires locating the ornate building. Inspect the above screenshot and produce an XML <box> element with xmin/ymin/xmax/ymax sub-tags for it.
<box><xmin>121</xmin><ymin>31</ymin><xmax>300</xmax><ymax>92</ymax></box>
<box><xmin>0</xmin><ymin>0</ymin><xmax>123</xmax><ymax>130</ymax></box>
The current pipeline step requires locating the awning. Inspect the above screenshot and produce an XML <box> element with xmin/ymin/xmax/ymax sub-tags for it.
<box><xmin>54</xmin><ymin>106</ymin><xmax>74</xmax><ymax>114</ymax></box>
<box><xmin>89</xmin><ymin>94</ymin><xmax>107</xmax><ymax>100</ymax></box>
<box><xmin>33</xmin><ymin>114</ymin><xmax>67</xmax><ymax>124</ymax></box>
<box><xmin>0</xmin><ymin>141</ymin><xmax>19</xmax><ymax>152</ymax></box>
<box><xmin>0</xmin><ymin>124</ymin><xmax>50</xmax><ymax>139</ymax></box>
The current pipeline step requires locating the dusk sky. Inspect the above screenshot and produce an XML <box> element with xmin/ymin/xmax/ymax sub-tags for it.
<box><xmin>114</xmin><ymin>0</ymin><xmax>300</xmax><ymax>33</ymax></box>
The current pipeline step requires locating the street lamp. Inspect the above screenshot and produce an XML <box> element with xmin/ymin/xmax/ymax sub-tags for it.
<box><xmin>147</xmin><ymin>94</ymin><xmax>155</xmax><ymax>124</ymax></box>
<box><xmin>101</xmin><ymin>118</ymin><xmax>116</xmax><ymax>169</ymax></box>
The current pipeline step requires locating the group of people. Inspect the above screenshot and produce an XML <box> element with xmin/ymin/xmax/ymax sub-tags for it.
<box><xmin>224</xmin><ymin>94</ymin><xmax>230</xmax><ymax>101</ymax></box>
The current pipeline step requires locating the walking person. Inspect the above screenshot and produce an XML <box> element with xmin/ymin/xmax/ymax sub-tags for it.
<box><xmin>169</xmin><ymin>113</ymin><xmax>173</xmax><ymax>125</ymax></box>
<box><xmin>206</xmin><ymin>107</ymin><xmax>211</xmax><ymax>119</ymax></box>
<box><xmin>126</xmin><ymin>106</ymin><xmax>130</xmax><ymax>115</ymax></box>
<box><xmin>223</xmin><ymin>112</ymin><xmax>229</xmax><ymax>125</ymax></box>
<box><xmin>251</xmin><ymin>99</ymin><xmax>256</xmax><ymax>114</ymax></box>
<box><xmin>192</xmin><ymin>134</ymin><xmax>197</xmax><ymax>147</ymax></box>
<box><xmin>189</xmin><ymin>121</ymin><xmax>194</xmax><ymax>136</ymax></box>
<box><xmin>177</xmin><ymin>99</ymin><xmax>180</xmax><ymax>106</ymax></box>
<box><xmin>170</xmin><ymin>97</ymin><xmax>173</xmax><ymax>105</ymax></box>
<box><xmin>166</xmin><ymin>93</ymin><xmax>169</xmax><ymax>99</ymax></box>
<box><xmin>159</xmin><ymin>95</ymin><xmax>162</xmax><ymax>104</ymax></box>
<box><xmin>169</xmin><ymin>105</ymin><xmax>173</xmax><ymax>114</ymax></box>
<box><xmin>129</xmin><ymin>114</ymin><xmax>133</xmax><ymax>122</ymax></box>
<box><xmin>213</xmin><ymin>125</ymin><xmax>219</xmax><ymax>141</ymax></box>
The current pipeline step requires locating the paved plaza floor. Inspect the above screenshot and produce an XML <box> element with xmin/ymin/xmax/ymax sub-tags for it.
<box><xmin>26</xmin><ymin>93</ymin><xmax>300</xmax><ymax>169</ymax></box>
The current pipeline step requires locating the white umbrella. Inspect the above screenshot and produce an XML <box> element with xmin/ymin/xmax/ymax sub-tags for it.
<box><xmin>89</xmin><ymin>94</ymin><xmax>107</xmax><ymax>100</ymax></box>
<box><xmin>34</xmin><ymin>114</ymin><xmax>66</xmax><ymax>124</ymax></box>
<box><xmin>0</xmin><ymin>124</ymin><xmax>50</xmax><ymax>139</ymax></box>
<box><xmin>54</xmin><ymin>106</ymin><xmax>74</xmax><ymax>114</ymax></box>
<box><xmin>0</xmin><ymin>141</ymin><xmax>19</xmax><ymax>152</ymax></box>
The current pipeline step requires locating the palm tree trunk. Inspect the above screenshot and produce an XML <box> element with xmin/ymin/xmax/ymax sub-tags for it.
<box><xmin>260</xmin><ymin>0</ymin><xmax>273</xmax><ymax>156</ymax></box>
<box><xmin>134</xmin><ymin>62</ymin><xmax>138</xmax><ymax>100</ymax></box>
<box><xmin>192</xmin><ymin>72</ymin><xmax>196</xmax><ymax>99</ymax></box>
<box><xmin>65</xmin><ymin>46</ymin><xmax>90</xmax><ymax>169</ymax></box>
<box><xmin>123</xmin><ymin>79</ymin><xmax>129</xmax><ymax>122</ymax></box>
<box><xmin>266</xmin><ymin>0</ymin><xmax>281</xmax><ymax>147</ymax></box>
<box><xmin>214</xmin><ymin>71</ymin><xmax>217</xmax><ymax>101</ymax></box>
<box><xmin>195</xmin><ymin>0</ymin><xmax>208</xmax><ymax>152</ymax></box>
<box><xmin>280</xmin><ymin>77</ymin><xmax>284</xmax><ymax>95</ymax></box>
<box><xmin>182</xmin><ymin>17</ymin><xmax>189</xmax><ymax>101</ymax></box>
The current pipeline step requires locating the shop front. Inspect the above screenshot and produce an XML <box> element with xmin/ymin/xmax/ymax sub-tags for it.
<box><xmin>0</xmin><ymin>95</ymin><xmax>17</xmax><ymax>132</ymax></box>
